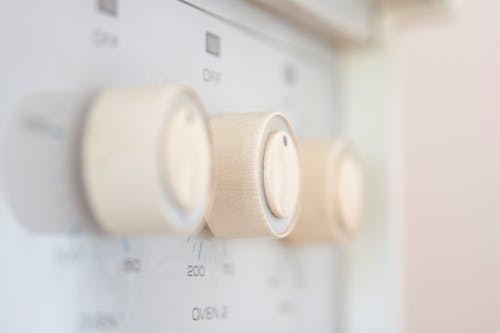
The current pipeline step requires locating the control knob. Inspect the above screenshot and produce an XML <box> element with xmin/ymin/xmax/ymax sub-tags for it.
<box><xmin>206</xmin><ymin>112</ymin><xmax>300</xmax><ymax>238</ymax></box>
<box><xmin>82</xmin><ymin>85</ymin><xmax>212</xmax><ymax>234</ymax></box>
<box><xmin>288</xmin><ymin>139</ymin><xmax>364</xmax><ymax>243</ymax></box>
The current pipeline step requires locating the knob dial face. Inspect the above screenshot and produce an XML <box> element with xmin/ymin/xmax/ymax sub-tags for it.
<box><xmin>163</xmin><ymin>103</ymin><xmax>211</xmax><ymax>213</ymax></box>
<box><xmin>336</xmin><ymin>152</ymin><xmax>363</xmax><ymax>232</ymax></box>
<box><xmin>83</xmin><ymin>85</ymin><xmax>212</xmax><ymax>235</ymax></box>
<box><xmin>287</xmin><ymin>139</ymin><xmax>364</xmax><ymax>243</ymax></box>
<box><xmin>206</xmin><ymin>112</ymin><xmax>300</xmax><ymax>239</ymax></box>
<box><xmin>263</xmin><ymin>131</ymin><xmax>300</xmax><ymax>219</ymax></box>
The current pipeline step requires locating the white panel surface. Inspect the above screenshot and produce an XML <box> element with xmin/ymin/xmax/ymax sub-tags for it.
<box><xmin>0</xmin><ymin>1</ymin><xmax>348</xmax><ymax>332</ymax></box>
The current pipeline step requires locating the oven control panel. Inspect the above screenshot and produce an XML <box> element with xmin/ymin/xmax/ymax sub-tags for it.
<box><xmin>0</xmin><ymin>1</ymin><xmax>359</xmax><ymax>332</ymax></box>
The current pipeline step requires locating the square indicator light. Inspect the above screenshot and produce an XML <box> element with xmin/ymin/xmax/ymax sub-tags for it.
<box><xmin>97</xmin><ymin>0</ymin><xmax>118</xmax><ymax>17</ymax></box>
<box><xmin>206</xmin><ymin>32</ymin><xmax>220</xmax><ymax>57</ymax></box>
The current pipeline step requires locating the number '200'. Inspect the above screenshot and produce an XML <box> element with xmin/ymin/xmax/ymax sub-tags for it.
<box><xmin>187</xmin><ymin>265</ymin><xmax>205</xmax><ymax>277</ymax></box>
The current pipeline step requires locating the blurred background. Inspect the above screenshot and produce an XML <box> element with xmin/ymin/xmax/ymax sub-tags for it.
<box><xmin>345</xmin><ymin>1</ymin><xmax>500</xmax><ymax>332</ymax></box>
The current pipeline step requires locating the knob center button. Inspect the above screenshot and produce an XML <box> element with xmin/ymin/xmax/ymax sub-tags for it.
<box><xmin>263</xmin><ymin>131</ymin><xmax>300</xmax><ymax>218</ymax></box>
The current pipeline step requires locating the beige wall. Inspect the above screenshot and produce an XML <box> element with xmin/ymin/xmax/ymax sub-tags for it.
<box><xmin>345</xmin><ymin>1</ymin><xmax>500</xmax><ymax>332</ymax></box>
<box><xmin>393</xmin><ymin>1</ymin><xmax>500</xmax><ymax>331</ymax></box>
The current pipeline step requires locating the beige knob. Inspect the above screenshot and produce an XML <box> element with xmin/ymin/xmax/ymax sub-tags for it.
<box><xmin>206</xmin><ymin>112</ymin><xmax>300</xmax><ymax>239</ymax></box>
<box><xmin>82</xmin><ymin>85</ymin><xmax>212</xmax><ymax>235</ymax></box>
<box><xmin>287</xmin><ymin>139</ymin><xmax>364</xmax><ymax>243</ymax></box>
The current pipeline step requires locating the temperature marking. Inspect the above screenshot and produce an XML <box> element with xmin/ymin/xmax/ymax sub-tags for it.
<box><xmin>23</xmin><ymin>115</ymin><xmax>66</xmax><ymax>141</ymax></box>
<box><xmin>121</xmin><ymin>238</ymin><xmax>131</xmax><ymax>253</ymax></box>
<box><xmin>186</xmin><ymin>235</ymin><xmax>229</xmax><ymax>264</ymax></box>
<box><xmin>187</xmin><ymin>265</ymin><xmax>205</xmax><ymax>277</ymax></box>
<box><xmin>123</xmin><ymin>257</ymin><xmax>141</xmax><ymax>273</ymax></box>
<box><xmin>198</xmin><ymin>240</ymin><xmax>203</xmax><ymax>260</ymax></box>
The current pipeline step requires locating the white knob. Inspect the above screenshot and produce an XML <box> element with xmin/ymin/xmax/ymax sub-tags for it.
<box><xmin>287</xmin><ymin>139</ymin><xmax>364</xmax><ymax>243</ymax></box>
<box><xmin>205</xmin><ymin>112</ymin><xmax>300</xmax><ymax>239</ymax></box>
<box><xmin>82</xmin><ymin>85</ymin><xmax>212</xmax><ymax>235</ymax></box>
